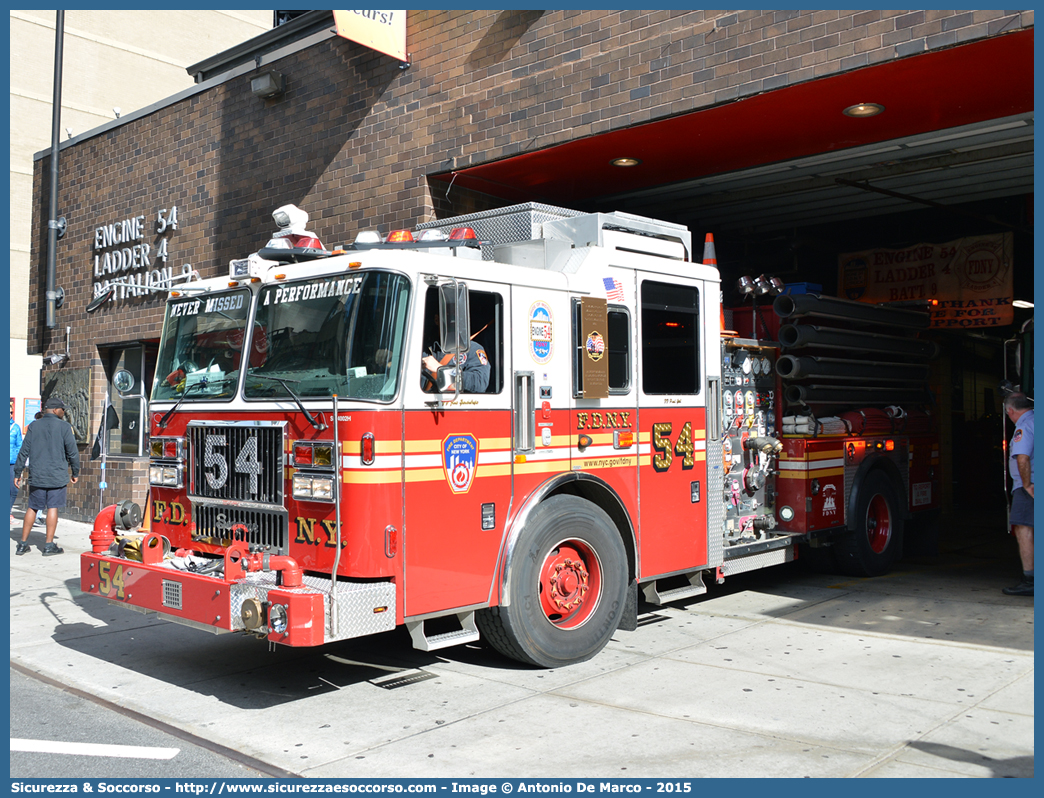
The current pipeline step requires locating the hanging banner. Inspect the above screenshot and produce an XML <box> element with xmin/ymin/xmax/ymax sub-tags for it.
<box><xmin>838</xmin><ymin>232</ymin><xmax>1014</xmax><ymax>329</ymax></box>
<box><xmin>333</xmin><ymin>10</ymin><xmax>407</xmax><ymax>62</ymax></box>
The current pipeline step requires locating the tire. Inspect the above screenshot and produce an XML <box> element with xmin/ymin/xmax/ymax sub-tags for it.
<box><xmin>834</xmin><ymin>469</ymin><xmax>904</xmax><ymax>577</ymax></box>
<box><xmin>477</xmin><ymin>495</ymin><xmax>628</xmax><ymax>668</ymax></box>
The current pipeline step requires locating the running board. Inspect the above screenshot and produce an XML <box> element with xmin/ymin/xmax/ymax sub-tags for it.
<box><xmin>406</xmin><ymin>611</ymin><xmax>480</xmax><ymax>652</ymax></box>
<box><xmin>641</xmin><ymin>571</ymin><xmax>707</xmax><ymax>605</ymax></box>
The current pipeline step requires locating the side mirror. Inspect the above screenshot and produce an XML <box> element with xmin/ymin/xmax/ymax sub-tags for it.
<box><xmin>438</xmin><ymin>281</ymin><xmax>469</xmax><ymax>355</ymax></box>
<box><xmin>113</xmin><ymin>369</ymin><xmax>136</xmax><ymax>395</ymax></box>
<box><xmin>436</xmin><ymin>366</ymin><xmax>457</xmax><ymax>393</ymax></box>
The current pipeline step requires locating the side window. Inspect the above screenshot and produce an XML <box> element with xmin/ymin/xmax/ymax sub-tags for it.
<box><xmin>641</xmin><ymin>281</ymin><xmax>700</xmax><ymax>395</ymax></box>
<box><xmin>420</xmin><ymin>286</ymin><xmax>503</xmax><ymax>394</ymax></box>
<box><xmin>573</xmin><ymin>301</ymin><xmax>631</xmax><ymax>395</ymax></box>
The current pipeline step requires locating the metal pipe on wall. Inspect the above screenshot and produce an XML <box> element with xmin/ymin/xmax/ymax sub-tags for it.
<box><xmin>45</xmin><ymin>11</ymin><xmax>65</xmax><ymax>329</ymax></box>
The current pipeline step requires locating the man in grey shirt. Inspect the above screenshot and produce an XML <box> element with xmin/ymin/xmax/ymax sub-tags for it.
<box><xmin>13</xmin><ymin>397</ymin><xmax>80</xmax><ymax>556</ymax></box>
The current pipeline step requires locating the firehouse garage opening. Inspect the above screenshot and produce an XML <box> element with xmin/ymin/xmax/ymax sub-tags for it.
<box><xmin>26</xmin><ymin>13</ymin><xmax>1032</xmax><ymax>655</ymax></box>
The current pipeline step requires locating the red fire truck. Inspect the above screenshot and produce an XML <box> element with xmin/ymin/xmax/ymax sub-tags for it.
<box><xmin>82</xmin><ymin>202</ymin><xmax>939</xmax><ymax>668</ymax></box>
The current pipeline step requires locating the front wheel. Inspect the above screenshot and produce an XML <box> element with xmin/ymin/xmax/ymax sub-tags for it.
<box><xmin>834</xmin><ymin>470</ymin><xmax>904</xmax><ymax>577</ymax></box>
<box><xmin>477</xmin><ymin>495</ymin><xmax>628</xmax><ymax>668</ymax></box>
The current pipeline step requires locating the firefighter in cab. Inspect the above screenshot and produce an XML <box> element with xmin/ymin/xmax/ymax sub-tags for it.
<box><xmin>421</xmin><ymin>295</ymin><xmax>489</xmax><ymax>393</ymax></box>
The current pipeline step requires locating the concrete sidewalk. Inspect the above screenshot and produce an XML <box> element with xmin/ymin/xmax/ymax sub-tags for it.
<box><xmin>9</xmin><ymin>512</ymin><xmax>1034</xmax><ymax>778</ymax></box>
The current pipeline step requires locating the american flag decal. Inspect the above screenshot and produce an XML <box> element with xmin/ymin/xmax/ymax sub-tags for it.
<box><xmin>603</xmin><ymin>277</ymin><xmax>625</xmax><ymax>302</ymax></box>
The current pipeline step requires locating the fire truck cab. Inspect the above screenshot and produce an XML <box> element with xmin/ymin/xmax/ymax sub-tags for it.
<box><xmin>82</xmin><ymin>202</ymin><xmax>936</xmax><ymax>668</ymax></box>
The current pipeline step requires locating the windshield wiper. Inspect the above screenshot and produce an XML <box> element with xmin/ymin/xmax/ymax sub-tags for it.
<box><xmin>157</xmin><ymin>378</ymin><xmax>228</xmax><ymax>430</ymax></box>
<box><xmin>249</xmin><ymin>374</ymin><xmax>327</xmax><ymax>430</ymax></box>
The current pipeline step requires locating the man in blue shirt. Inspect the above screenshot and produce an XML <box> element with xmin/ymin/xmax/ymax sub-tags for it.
<box><xmin>13</xmin><ymin>398</ymin><xmax>80</xmax><ymax>556</ymax></box>
<box><xmin>10</xmin><ymin>408</ymin><xmax>22</xmax><ymax>526</ymax></box>
<box><xmin>1002</xmin><ymin>392</ymin><xmax>1034</xmax><ymax>596</ymax></box>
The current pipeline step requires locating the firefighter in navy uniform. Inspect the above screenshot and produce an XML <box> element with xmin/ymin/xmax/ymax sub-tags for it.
<box><xmin>419</xmin><ymin>297</ymin><xmax>490</xmax><ymax>393</ymax></box>
<box><xmin>422</xmin><ymin>338</ymin><xmax>490</xmax><ymax>393</ymax></box>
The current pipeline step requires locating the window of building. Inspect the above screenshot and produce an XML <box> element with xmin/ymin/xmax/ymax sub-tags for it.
<box><xmin>105</xmin><ymin>345</ymin><xmax>156</xmax><ymax>456</ymax></box>
<box><xmin>641</xmin><ymin>281</ymin><xmax>700</xmax><ymax>395</ymax></box>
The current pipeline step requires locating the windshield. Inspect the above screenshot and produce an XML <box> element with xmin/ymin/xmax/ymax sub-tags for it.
<box><xmin>152</xmin><ymin>289</ymin><xmax>252</xmax><ymax>401</ymax></box>
<box><xmin>245</xmin><ymin>271</ymin><xmax>410</xmax><ymax>402</ymax></box>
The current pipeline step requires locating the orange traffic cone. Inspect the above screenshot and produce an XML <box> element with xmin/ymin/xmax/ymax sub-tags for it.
<box><xmin>702</xmin><ymin>232</ymin><xmax>717</xmax><ymax>266</ymax></box>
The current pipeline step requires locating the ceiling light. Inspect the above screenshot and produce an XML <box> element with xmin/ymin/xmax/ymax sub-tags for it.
<box><xmin>610</xmin><ymin>157</ymin><xmax>642</xmax><ymax>167</ymax></box>
<box><xmin>843</xmin><ymin>103</ymin><xmax>885</xmax><ymax>118</ymax></box>
<box><xmin>1013</xmin><ymin>300</ymin><xmax>1034</xmax><ymax>309</ymax></box>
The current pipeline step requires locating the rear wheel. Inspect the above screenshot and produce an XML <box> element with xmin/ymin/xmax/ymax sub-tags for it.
<box><xmin>834</xmin><ymin>470</ymin><xmax>904</xmax><ymax>577</ymax></box>
<box><xmin>477</xmin><ymin>495</ymin><xmax>628</xmax><ymax>668</ymax></box>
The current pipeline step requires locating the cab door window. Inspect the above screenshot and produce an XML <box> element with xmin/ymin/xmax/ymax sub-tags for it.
<box><xmin>420</xmin><ymin>287</ymin><xmax>503</xmax><ymax>394</ymax></box>
<box><xmin>641</xmin><ymin>281</ymin><xmax>699</xmax><ymax>395</ymax></box>
<box><xmin>573</xmin><ymin>301</ymin><xmax>631</xmax><ymax>395</ymax></box>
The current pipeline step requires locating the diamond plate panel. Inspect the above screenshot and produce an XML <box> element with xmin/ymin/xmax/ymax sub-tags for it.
<box><xmin>416</xmin><ymin>202</ymin><xmax>583</xmax><ymax>259</ymax></box>
<box><xmin>228</xmin><ymin>574</ymin><xmax>395</xmax><ymax>641</ymax></box>
<box><xmin>721</xmin><ymin>546</ymin><xmax>794</xmax><ymax>576</ymax></box>
<box><xmin>706</xmin><ymin>437</ymin><xmax>725</xmax><ymax>567</ymax></box>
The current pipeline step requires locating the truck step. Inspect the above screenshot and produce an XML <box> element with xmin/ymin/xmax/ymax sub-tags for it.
<box><xmin>641</xmin><ymin>571</ymin><xmax>707</xmax><ymax>605</ymax></box>
<box><xmin>407</xmin><ymin>611</ymin><xmax>480</xmax><ymax>652</ymax></box>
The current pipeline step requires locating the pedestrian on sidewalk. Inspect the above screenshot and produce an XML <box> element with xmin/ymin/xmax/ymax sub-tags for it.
<box><xmin>10</xmin><ymin>408</ymin><xmax>22</xmax><ymax>526</ymax></box>
<box><xmin>1002</xmin><ymin>392</ymin><xmax>1034</xmax><ymax>596</ymax></box>
<box><xmin>13</xmin><ymin>398</ymin><xmax>80</xmax><ymax>556</ymax></box>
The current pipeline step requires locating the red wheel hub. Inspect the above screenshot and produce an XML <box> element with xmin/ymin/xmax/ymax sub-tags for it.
<box><xmin>539</xmin><ymin>541</ymin><xmax>602</xmax><ymax>629</ymax></box>
<box><xmin>866</xmin><ymin>494</ymin><xmax>892</xmax><ymax>554</ymax></box>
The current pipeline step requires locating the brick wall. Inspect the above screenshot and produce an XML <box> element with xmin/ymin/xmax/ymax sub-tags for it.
<box><xmin>29</xmin><ymin>9</ymin><xmax>1032</xmax><ymax>520</ymax></box>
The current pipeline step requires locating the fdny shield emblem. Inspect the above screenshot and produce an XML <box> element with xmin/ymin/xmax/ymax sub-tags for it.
<box><xmin>443</xmin><ymin>434</ymin><xmax>478</xmax><ymax>494</ymax></box>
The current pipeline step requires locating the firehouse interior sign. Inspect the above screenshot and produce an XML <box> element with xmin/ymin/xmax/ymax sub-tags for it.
<box><xmin>332</xmin><ymin>10</ymin><xmax>407</xmax><ymax>61</ymax></box>
<box><xmin>92</xmin><ymin>206</ymin><xmax>193</xmax><ymax>304</ymax></box>
<box><xmin>838</xmin><ymin>232</ymin><xmax>1014</xmax><ymax>328</ymax></box>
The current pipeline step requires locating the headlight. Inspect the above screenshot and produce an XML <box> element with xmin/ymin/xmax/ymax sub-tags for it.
<box><xmin>149</xmin><ymin>464</ymin><xmax>182</xmax><ymax>488</ymax></box>
<box><xmin>268</xmin><ymin>603</ymin><xmax>288</xmax><ymax>634</ymax></box>
<box><xmin>293</xmin><ymin>473</ymin><xmax>335</xmax><ymax>501</ymax></box>
<box><xmin>311</xmin><ymin>476</ymin><xmax>333</xmax><ymax>500</ymax></box>
<box><xmin>779</xmin><ymin>506</ymin><xmax>795</xmax><ymax>522</ymax></box>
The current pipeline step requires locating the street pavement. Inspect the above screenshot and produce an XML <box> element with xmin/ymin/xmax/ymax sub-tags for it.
<box><xmin>9</xmin><ymin>666</ymin><xmax>272</xmax><ymax>779</ymax></box>
<box><xmin>8</xmin><ymin>511</ymin><xmax>1034</xmax><ymax>778</ymax></box>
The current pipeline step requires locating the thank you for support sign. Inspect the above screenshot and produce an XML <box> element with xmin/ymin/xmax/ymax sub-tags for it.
<box><xmin>333</xmin><ymin>10</ymin><xmax>407</xmax><ymax>61</ymax></box>
<box><xmin>838</xmin><ymin>232</ymin><xmax>1014</xmax><ymax>328</ymax></box>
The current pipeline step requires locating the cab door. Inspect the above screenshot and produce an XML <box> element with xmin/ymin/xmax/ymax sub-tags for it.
<box><xmin>402</xmin><ymin>279</ymin><xmax>512</xmax><ymax>618</ymax></box>
<box><xmin>635</xmin><ymin>274</ymin><xmax>712</xmax><ymax>577</ymax></box>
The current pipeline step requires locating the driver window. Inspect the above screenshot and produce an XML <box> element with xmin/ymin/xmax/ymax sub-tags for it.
<box><xmin>420</xmin><ymin>287</ymin><xmax>502</xmax><ymax>394</ymax></box>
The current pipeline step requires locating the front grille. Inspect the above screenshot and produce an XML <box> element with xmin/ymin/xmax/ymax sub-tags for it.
<box><xmin>193</xmin><ymin>503</ymin><xmax>288</xmax><ymax>553</ymax></box>
<box><xmin>188</xmin><ymin>423</ymin><xmax>284</xmax><ymax>504</ymax></box>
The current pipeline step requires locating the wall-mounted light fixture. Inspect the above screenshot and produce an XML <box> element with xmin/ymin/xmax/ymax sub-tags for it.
<box><xmin>843</xmin><ymin>102</ymin><xmax>885</xmax><ymax>118</ymax></box>
<box><xmin>44</xmin><ymin>326</ymin><xmax>71</xmax><ymax>365</ymax></box>
<box><xmin>1013</xmin><ymin>299</ymin><xmax>1034</xmax><ymax>308</ymax></box>
<box><xmin>610</xmin><ymin>157</ymin><xmax>642</xmax><ymax>167</ymax></box>
<box><xmin>251</xmin><ymin>70</ymin><xmax>286</xmax><ymax>100</ymax></box>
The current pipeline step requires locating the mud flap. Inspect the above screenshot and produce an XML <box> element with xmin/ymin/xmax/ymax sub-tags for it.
<box><xmin>617</xmin><ymin>579</ymin><xmax>638</xmax><ymax>632</ymax></box>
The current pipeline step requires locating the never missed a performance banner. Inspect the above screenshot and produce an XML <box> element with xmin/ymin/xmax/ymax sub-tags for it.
<box><xmin>838</xmin><ymin>232</ymin><xmax>1014</xmax><ymax>329</ymax></box>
